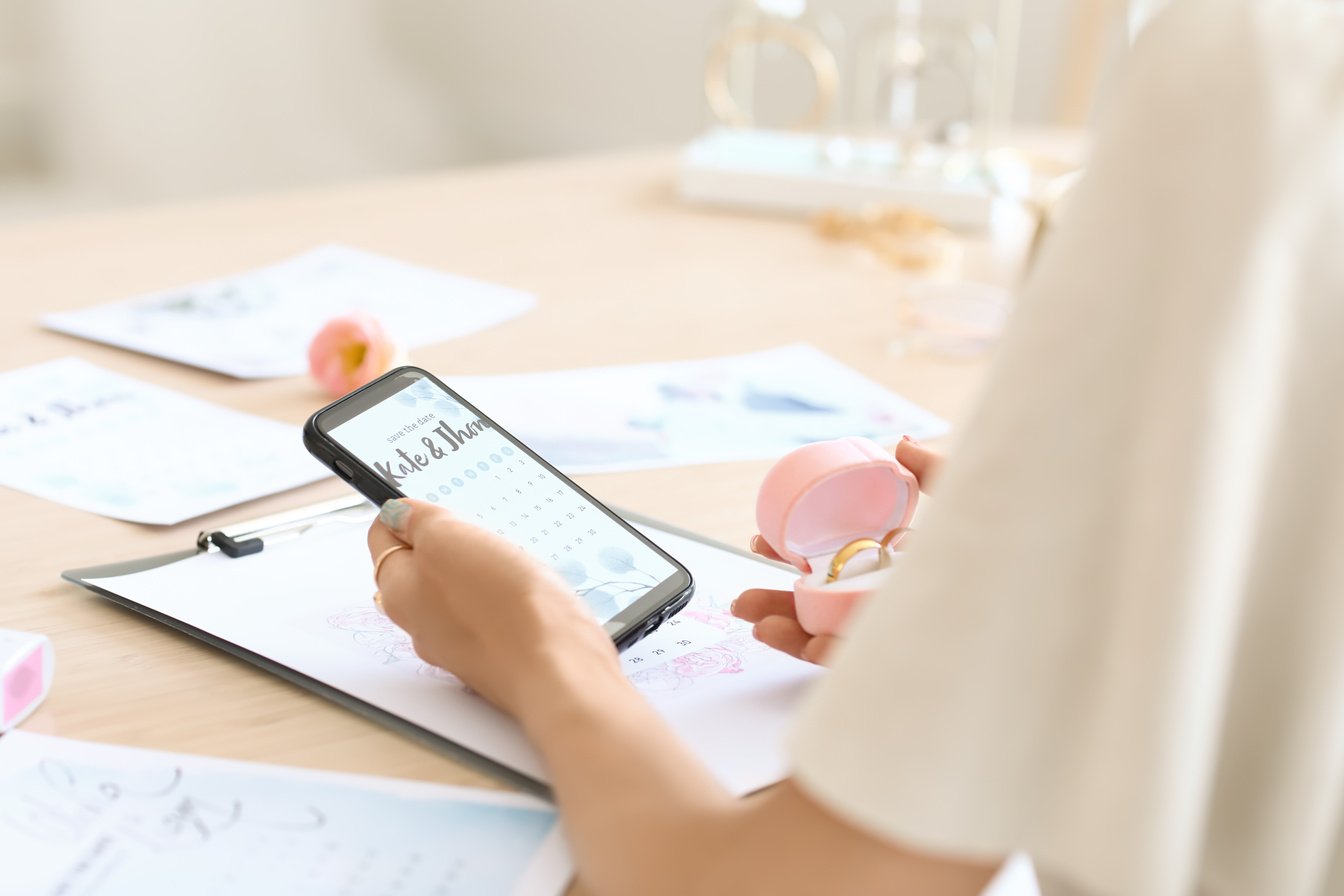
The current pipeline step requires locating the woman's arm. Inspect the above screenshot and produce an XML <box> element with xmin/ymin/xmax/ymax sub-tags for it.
<box><xmin>521</xmin><ymin>649</ymin><xmax>996</xmax><ymax>896</ymax></box>
<box><xmin>370</xmin><ymin>491</ymin><xmax>994</xmax><ymax>896</ymax></box>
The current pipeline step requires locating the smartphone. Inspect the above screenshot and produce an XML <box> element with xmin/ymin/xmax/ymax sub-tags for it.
<box><xmin>303</xmin><ymin>366</ymin><xmax>694</xmax><ymax>650</ymax></box>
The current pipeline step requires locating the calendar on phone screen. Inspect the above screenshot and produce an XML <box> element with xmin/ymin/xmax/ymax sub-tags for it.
<box><xmin>329</xmin><ymin>376</ymin><xmax>679</xmax><ymax>623</ymax></box>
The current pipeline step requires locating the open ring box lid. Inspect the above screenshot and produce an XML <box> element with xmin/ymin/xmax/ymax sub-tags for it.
<box><xmin>755</xmin><ymin>437</ymin><xmax>917</xmax><ymax>636</ymax></box>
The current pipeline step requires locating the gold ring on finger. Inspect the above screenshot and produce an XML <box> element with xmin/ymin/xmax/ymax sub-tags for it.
<box><xmin>373</xmin><ymin>543</ymin><xmax>410</xmax><ymax>587</ymax></box>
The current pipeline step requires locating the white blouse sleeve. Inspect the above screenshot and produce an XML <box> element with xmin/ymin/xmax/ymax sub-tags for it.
<box><xmin>789</xmin><ymin>3</ymin><xmax>1344</xmax><ymax>895</ymax></box>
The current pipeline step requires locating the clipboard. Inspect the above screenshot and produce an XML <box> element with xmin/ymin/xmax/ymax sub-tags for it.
<box><xmin>61</xmin><ymin>496</ymin><xmax>803</xmax><ymax>799</ymax></box>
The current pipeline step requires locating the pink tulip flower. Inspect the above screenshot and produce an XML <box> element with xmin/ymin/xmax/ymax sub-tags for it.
<box><xmin>308</xmin><ymin>312</ymin><xmax>404</xmax><ymax>397</ymax></box>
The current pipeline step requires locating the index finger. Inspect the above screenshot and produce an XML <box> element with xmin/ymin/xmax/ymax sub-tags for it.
<box><xmin>895</xmin><ymin>438</ymin><xmax>944</xmax><ymax>494</ymax></box>
<box><xmin>749</xmin><ymin>535</ymin><xmax>785</xmax><ymax>563</ymax></box>
<box><xmin>731</xmin><ymin>588</ymin><xmax>798</xmax><ymax>624</ymax></box>
<box><xmin>368</xmin><ymin>517</ymin><xmax>409</xmax><ymax>564</ymax></box>
<box><xmin>751</xmin><ymin>535</ymin><xmax>811</xmax><ymax>572</ymax></box>
<box><xmin>366</xmin><ymin>520</ymin><xmax>417</xmax><ymax>625</ymax></box>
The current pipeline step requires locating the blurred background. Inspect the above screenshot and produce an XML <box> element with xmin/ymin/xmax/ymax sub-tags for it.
<box><xmin>0</xmin><ymin>0</ymin><xmax>1127</xmax><ymax>225</ymax></box>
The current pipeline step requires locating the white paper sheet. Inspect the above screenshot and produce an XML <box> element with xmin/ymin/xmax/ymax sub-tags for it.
<box><xmin>42</xmin><ymin>245</ymin><xmax>537</xmax><ymax>379</ymax></box>
<box><xmin>448</xmin><ymin>344</ymin><xmax>950</xmax><ymax>474</ymax></box>
<box><xmin>0</xmin><ymin>731</ymin><xmax>571</xmax><ymax>896</ymax></box>
<box><xmin>85</xmin><ymin>514</ymin><xmax>819</xmax><ymax>795</ymax></box>
<box><xmin>0</xmin><ymin>358</ymin><xmax>328</xmax><ymax>525</ymax></box>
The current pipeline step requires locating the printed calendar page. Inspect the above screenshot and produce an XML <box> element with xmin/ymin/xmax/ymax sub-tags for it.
<box><xmin>329</xmin><ymin>376</ymin><xmax>679</xmax><ymax>623</ymax></box>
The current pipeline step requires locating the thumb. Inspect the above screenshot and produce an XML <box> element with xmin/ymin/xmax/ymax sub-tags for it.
<box><xmin>894</xmin><ymin>437</ymin><xmax>944</xmax><ymax>494</ymax></box>
<box><xmin>376</xmin><ymin>497</ymin><xmax>441</xmax><ymax>545</ymax></box>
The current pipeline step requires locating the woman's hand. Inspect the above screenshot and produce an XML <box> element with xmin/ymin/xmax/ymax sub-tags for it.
<box><xmin>368</xmin><ymin>498</ymin><xmax>621</xmax><ymax>721</ymax></box>
<box><xmin>732</xmin><ymin>438</ymin><xmax>945</xmax><ymax>665</ymax></box>
<box><xmin>731</xmin><ymin>588</ymin><xmax>842</xmax><ymax>664</ymax></box>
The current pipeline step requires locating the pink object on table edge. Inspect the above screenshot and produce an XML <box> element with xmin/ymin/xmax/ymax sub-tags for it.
<box><xmin>2</xmin><ymin>633</ymin><xmax>53</xmax><ymax>730</ymax></box>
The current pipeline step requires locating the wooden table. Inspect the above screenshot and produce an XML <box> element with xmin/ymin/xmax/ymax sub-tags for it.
<box><xmin>0</xmin><ymin>149</ymin><xmax>1030</xmax><ymax>800</ymax></box>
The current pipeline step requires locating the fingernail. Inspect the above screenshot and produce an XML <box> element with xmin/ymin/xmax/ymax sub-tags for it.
<box><xmin>749</xmin><ymin>535</ymin><xmax>760</xmax><ymax>552</ymax></box>
<box><xmin>901</xmin><ymin>434</ymin><xmax>919</xmax><ymax>445</ymax></box>
<box><xmin>379</xmin><ymin>498</ymin><xmax>411</xmax><ymax>532</ymax></box>
<box><xmin>729</xmin><ymin>599</ymin><xmax>739</xmax><ymax>615</ymax></box>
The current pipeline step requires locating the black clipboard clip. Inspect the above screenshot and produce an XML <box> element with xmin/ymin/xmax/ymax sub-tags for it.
<box><xmin>199</xmin><ymin>495</ymin><xmax>371</xmax><ymax>558</ymax></box>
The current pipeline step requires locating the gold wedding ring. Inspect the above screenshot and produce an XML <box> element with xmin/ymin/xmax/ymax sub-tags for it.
<box><xmin>704</xmin><ymin>22</ymin><xmax>840</xmax><ymax>129</ymax></box>
<box><xmin>826</xmin><ymin>528</ymin><xmax>915</xmax><ymax>583</ymax></box>
<box><xmin>880</xmin><ymin>527</ymin><xmax>911</xmax><ymax>552</ymax></box>
<box><xmin>373</xmin><ymin>543</ymin><xmax>409</xmax><ymax>586</ymax></box>
<box><xmin>826</xmin><ymin>538</ymin><xmax>885</xmax><ymax>583</ymax></box>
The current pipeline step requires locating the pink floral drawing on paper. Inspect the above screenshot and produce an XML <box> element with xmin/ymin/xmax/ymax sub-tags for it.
<box><xmin>675</xmin><ymin>606</ymin><xmax>742</xmax><ymax>633</ymax></box>
<box><xmin>628</xmin><ymin>633</ymin><xmax>768</xmax><ymax>692</ymax></box>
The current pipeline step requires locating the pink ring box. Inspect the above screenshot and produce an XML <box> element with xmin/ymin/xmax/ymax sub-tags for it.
<box><xmin>756</xmin><ymin>437</ymin><xmax>918</xmax><ymax>636</ymax></box>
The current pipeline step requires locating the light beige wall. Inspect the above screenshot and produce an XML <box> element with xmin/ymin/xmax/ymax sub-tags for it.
<box><xmin>31</xmin><ymin>0</ymin><xmax>470</xmax><ymax>199</ymax></box>
<box><xmin>1</xmin><ymin>0</ymin><xmax>1102</xmax><ymax>206</ymax></box>
<box><xmin>0</xmin><ymin>0</ymin><xmax>36</xmax><ymax>172</ymax></box>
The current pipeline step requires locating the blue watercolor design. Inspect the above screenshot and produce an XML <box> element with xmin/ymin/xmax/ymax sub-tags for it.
<box><xmin>552</xmin><ymin>558</ymin><xmax>588</xmax><ymax>588</ymax></box>
<box><xmin>394</xmin><ymin>380</ymin><xmax>465</xmax><ymax>417</ymax></box>
<box><xmin>599</xmin><ymin>546</ymin><xmax>636</xmax><ymax>574</ymax></box>
<box><xmin>740</xmin><ymin>385</ymin><xmax>837</xmax><ymax>413</ymax></box>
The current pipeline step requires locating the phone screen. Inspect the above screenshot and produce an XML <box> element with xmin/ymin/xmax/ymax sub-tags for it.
<box><xmin>323</xmin><ymin>373</ymin><xmax>683</xmax><ymax>628</ymax></box>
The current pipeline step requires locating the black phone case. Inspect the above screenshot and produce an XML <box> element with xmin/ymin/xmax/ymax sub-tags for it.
<box><xmin>302</xmin><ymin>424</ymin><xmax>402</xmax><ymax>506</ymax></box>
